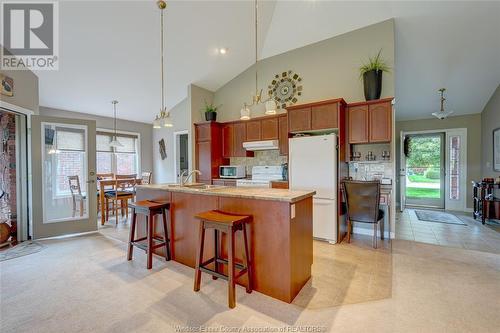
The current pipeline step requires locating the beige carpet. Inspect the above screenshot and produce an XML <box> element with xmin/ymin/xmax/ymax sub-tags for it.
<box><xmin>2</xmin><ymin>233</ymin><xmax>499</xmax><ymax>332</ymax></box>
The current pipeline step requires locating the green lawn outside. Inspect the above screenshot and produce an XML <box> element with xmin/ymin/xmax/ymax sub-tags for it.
<box><xmin>408</xmin><ymin>175</ymin><xmax>440</xmax><ymax>183</ymax></box>
<box><xmin>406</xmin><ymin>187</ymin><xmax>440</xmax><ymax>198</ymax></box>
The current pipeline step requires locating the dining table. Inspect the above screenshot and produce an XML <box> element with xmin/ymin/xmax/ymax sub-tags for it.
<box><xmin>98</xmin><ymin>178</ymin><xmax>142</xmax><ymax>225</ymax></box>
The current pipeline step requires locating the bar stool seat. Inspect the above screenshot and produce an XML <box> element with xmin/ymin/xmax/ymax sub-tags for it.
<box><xmin>193</xmin><ymin>210</ymin><xmax>252</xmax><ymax>308</ymax></box>
<box><xmin>127</xmin><ymin>200</ymin><xmax>171</xmax><ymax>269</ymax></box>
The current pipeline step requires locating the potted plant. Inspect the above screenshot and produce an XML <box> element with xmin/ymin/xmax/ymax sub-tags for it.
<box><xmin>202</xmin><ymin>100</ymin><xmax>220</xmax><ymax>122</ymax></box>
<box><xmin>359</xmin><ymin>49</ymin><xmax>391</xmax><ymax>101</ymax></box>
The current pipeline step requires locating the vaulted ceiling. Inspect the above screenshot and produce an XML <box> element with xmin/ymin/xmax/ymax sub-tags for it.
<box><xmin>35</xmin><ymin>1</ymin><xmax>500</xmax><ymax>123</ymax></box>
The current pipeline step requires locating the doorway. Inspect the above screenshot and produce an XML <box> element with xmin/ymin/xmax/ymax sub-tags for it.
<box><xmin>174</xmin><ymin>131</ymin><xmax>189</xmax><ymax>183</ymax></box>
<box><xmin>0</xmin><ymin>109</ymin><xmax>29</xmax><ymax>245</ymax></box>
<box><xmin>404</xmin><ymin>132</ymin><xmax>445</xmax><ymax>208</ymax></box>
<box><xmin>400</xmin><ymin>128</ymin><xmax>467</xmax><ymax>211</ymax></box>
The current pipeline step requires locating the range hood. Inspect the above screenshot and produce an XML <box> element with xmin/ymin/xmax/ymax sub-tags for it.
<box><xmin>243</xmin><ymin>140</ymin><xmax>279</xmax><ymax>151</ymax></box>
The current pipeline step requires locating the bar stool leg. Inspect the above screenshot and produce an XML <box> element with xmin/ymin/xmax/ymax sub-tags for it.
<box><xmin>212</xmin><ymin>229</ymin><xmax>219</xmax><ymax>280</ymax></box>
<box><xmin>242</xmin><ymin>223</ymin><xmax>252</xmax><ymax>293</ymax></box>
<box><xmin>162</xmin><ymin>208</ymin><xmax>171</xmax><ymax>261</ymax></box>
<box><xmin>127</xmin><ymin>209</ymin><xmax>137</xmax><ymax>261</ymax></box>
<box><xmin>194</xmin><ymin>220</ymin><xmax>205</xmax><ymax>292</ymax></box>
<box><xmin>227</xmin><ymin>226</ymin><xmax>236</xmax><ymax>308</ymax></box>
<box><xmin>147</xmin><ymin>212</ymin><xmax>154</xmax><ymax>269</ymax></box>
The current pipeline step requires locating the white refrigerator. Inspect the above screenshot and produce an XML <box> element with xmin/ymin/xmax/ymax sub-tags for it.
<box><xmin>289</xmin><ymin>134</ymin><xmax>337</xmax><ymax>243</ymax></box>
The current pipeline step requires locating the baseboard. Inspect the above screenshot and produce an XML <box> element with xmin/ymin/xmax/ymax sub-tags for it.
<box><xmin>352</xmin><ymin>227</ymin><xmax>394</xmax><ymax>239</ymax></box>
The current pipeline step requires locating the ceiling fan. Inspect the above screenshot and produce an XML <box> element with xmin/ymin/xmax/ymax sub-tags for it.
<box><xmin>431</xmin><ymin>88</ymin><xmax>454</xmax><ymax>120</ymax></box>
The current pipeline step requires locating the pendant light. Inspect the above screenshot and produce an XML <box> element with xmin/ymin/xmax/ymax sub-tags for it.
<box><xmin>431</xmin><ymin>88</ymin><xmax>454</xmax><ymax>120</ymax></box>
<box><xmin>109</xmin><ymin>100</ymin><xmax>123</xmax><ymax>148</ymax></box>
<box><xmin>240</xmin><ymin>0</ymin><xmax>276</xmax><ymax>120</ymax></box>
<box><xmin>153</xmin><ymin>0</ymin><xmax>173</xmax><ymax>128</ymax></box>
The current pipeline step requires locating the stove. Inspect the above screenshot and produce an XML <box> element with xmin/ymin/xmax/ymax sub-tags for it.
<box><xmin>236</xmin><ymin>166</ymin><xmax>284</xmax><ymax>188</ymax></box>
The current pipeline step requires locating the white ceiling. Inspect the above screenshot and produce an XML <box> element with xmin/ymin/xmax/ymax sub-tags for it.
<box><xmin>35</xmin><ymin>1</ymin><xmax>500</xmax><ymax>123</ymax></box>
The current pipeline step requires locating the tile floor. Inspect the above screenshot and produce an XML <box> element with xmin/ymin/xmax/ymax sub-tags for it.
<box><xmin>395</xmin><ymin>209</ymin><xmax>500</xmax><ymax>254</ymax></box>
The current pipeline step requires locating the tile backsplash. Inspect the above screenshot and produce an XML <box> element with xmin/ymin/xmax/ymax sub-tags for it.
<box><xmin>230</xmin><ymin>150</ymin><xmax>287</xmax><ymax>175</ymax></box>
<box><xmin>348</xmin><ymin>161</ymin><xmax>393</xmax><ymax>181</ymax></box>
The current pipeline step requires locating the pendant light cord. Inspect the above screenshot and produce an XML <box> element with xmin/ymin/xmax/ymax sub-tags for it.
<box><xmin>254</xmin><ymin>0</ymin><xmax>258</xmax><ymax>96</ymax></box>
<box><xmin>160</xmin><ymin>7</ymin><xmax>165</xmax><ymax>113</ymax></box>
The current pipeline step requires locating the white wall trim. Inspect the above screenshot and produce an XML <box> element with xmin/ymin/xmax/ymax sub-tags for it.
<box><xmin>0</xmin><ymin>101</ymin><xmax>34</xmax><ymax>116</ymax></box>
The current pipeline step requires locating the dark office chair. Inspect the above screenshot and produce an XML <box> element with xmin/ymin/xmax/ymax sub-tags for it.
<box><xmin>342</xmin><ymin>181</ymin><xmax>384</xmax><ymax>248</ymax></box>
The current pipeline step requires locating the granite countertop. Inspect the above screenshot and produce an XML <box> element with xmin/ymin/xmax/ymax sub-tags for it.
<box><xmin>137</xmin><ymin>184</ymin><xmax>315</xmax><ymax>203</ymax></box>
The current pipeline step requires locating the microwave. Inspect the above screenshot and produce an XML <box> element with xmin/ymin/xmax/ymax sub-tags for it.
<box><xmin>219</xmin><ymin>165</ymin><xmax>246</xmax><ymax>179</ymax></box>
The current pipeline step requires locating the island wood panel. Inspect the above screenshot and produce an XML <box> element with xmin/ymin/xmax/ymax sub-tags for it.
<box><xmin>245</xmin><ymin>120</ymin><xmax>262</xmax><ymax>141</ymax></box>
<box><xmin>311</xmin><ymin>103</ymin><xmax>338</xmax><ymax>130</ymax></box>
<box><xmin>261</xmin><ymin>117</ymin><xmax>279</xmax><ymax>140</ymax></box>
<box><xmin>218</xmin><ymin>196</ymin><xmax>312</xmax><ymax>303</ymax></box>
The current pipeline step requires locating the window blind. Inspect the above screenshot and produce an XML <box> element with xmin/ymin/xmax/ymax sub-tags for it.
<box><xmin>56</xmin><ymin>127</ymin><xmax>85</xmax><ymax>151</ymax></box>
<box><xmin>96</xmin><ymin>133</ymin><xmax>112</xmax><ymax>152</ymax></box>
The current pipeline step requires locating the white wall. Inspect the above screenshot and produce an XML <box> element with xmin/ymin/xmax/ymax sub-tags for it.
<box><xmin>153</xmin><ymin>98</ymin><xmax>189</xmax><ymax>183</ymax></box>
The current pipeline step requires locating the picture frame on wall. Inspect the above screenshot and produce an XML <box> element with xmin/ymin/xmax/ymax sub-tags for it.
<box><xmin>494</xmin><ymin>128</ymin><xmax>500</xmax><ymax>171</ymax></box>
<box><xmin>0</xmin><ymin>74</ymin><xmax>14</xmax><ymax>97</ymax></box>
<box><xmin>159</xmin><ymin>138</ymin><xmax>167</xmax><ymax>160</ymax></box>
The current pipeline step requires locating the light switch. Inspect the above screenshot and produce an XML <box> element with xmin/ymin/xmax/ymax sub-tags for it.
<box><xmin>291</xmin><ymin>204</ymin><xmax>296</xmax><ymax>219</ymax></box>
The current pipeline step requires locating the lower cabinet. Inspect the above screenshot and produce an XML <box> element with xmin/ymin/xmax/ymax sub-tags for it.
<box><xmin>271</xmin><ymin>181</ymin><xmax>289</xmax><ymax>189</ymax></box>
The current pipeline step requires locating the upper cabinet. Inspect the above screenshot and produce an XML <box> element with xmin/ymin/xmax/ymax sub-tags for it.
<box><xmin>261</xmin><ymin>117</ymin><xmax>279</xmax><ymax>140</ymax></box>
<box><xmin>278</xmin><ymin>115</ymin><xmax>288</xmax><ymax>156</ymax></box>
<box><xmin>348</xmin><ymin>105</ymin><xmax>369</xmax><ymax>143</ymax></box>
<box><xmin>246</xmin><ymin>120</ymin><xmax>262</xmax><ymax>141</ymax></box>
<box><xmin>288</xmin><ymin>107</ymin><xmax>311</xmax><ymax>132</ymax></box>
<box><xmin>222</xmin><ymin>122</ymin><xmax>252</xmax><ymax>158</ymax></box>
<box><xmin>222</xmin><ymin>124</ymin><xmax>233</xmax><ymax>159</ymax></box>
<box><xmin>287</xmin><ymin>99</ymin><xmax>344</xmax><ymax>133</ymax></box>
<box><xmin>311</xmin><ymin>103</ymin><xmax>338</xmax><ymax>130</ymax></box>
<box><xmin>368</xmin><ymin>102</ymin><xmax>392</xmax><ymax>142</ymax></box>
<box><xmin>194</xmin><ymin>122</ymin><xmax>229</xmax><ymax>183</ymax></box>
<box><xmin>348</xmin><ymin>99</ymin><xmax>392</xmax><ymax>144</ymax></box>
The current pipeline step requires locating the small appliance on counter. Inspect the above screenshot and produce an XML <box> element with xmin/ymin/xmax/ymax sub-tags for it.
<box><xmin>219</xmin><ymin>165</ymin><xmax>246</xmax><ymax>179</ymax></box>
<box><xmin>281</xmin><ymin>162</ymin><xmax>288</xmax><ymax>181</ymax></box>
<box><xmin>236</xmin><ymin>166</ymin><xmax>283</xmax><ymax>187</ymax></box>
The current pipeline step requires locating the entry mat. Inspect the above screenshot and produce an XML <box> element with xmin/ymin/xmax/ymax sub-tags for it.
<box><xmin>0</xmin><ymin>241</ymin><xmax>45</xmax><ymax>262</ymax></box>
<box><xmin>414</xmin><ymin>210</ymin><xmax>467</xmax><ymax>225</ymax></box>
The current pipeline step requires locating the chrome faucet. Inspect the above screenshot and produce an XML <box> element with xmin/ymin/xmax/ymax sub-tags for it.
<box><xmin>181</xmin><ymin>170</ymin><xmax>202</xmax><ymax>186</ymax></box>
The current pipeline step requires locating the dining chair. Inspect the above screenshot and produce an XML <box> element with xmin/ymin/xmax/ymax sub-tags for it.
<box><xmin>68</xmin><ymin>175</ymin><xmax>85</xmax><ymax>217</ymax></box>
<box><xmin>116</xmin><ymin>174</ymin><xmax>137</xmax><ymax>180</ymax></box>
<box><xmin>141</xmin><ymin>172</ymin><xmax>152</xmax><ymax>185</ymax></box>
<box><xmin>342</xmin><ymin>180</ymin><xmax>384</xmax><ymax>248</ymax></box>
<box><xmin>104</xmin><ymin>178</ymin><xmax>136</xmax><ymax>225</ymax></box>
<box><xmin>96</xmin><ymin>173</ymin><xmax>114</xmax><ymax>213</ymax></box>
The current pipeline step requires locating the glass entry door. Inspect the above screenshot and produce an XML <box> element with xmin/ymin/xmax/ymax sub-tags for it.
<box><xmin>404</xmin><ymin>133</ymin><xmax>445</xmax><ymax>208</ymax></box>
<box><xmin>31</xmin><ymin>116</ymin><xmax>97</xmax><ymax>238</ymax></box>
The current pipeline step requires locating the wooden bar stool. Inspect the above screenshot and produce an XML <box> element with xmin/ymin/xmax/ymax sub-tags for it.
<box><xmin>193</xmin><ymin>210</ymin><xmax>252</xmax><ymax>309</ymax></box>
<box><xmin>127</xmin><ymin>200</ymin><xmax>171</xmax><ymax>269</ymax></box>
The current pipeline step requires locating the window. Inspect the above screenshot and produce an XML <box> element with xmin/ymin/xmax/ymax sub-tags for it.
<box><xmin>96</xmin><ymin>131</ymin><xmax>139</xmax><ymax>175</ymax></box>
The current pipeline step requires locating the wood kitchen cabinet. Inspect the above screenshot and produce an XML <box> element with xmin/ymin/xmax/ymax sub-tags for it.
<box><xmin>348</xmin><ymin>105</ymin><xmax>369</xmax><ymax>143</ymax></box>
<box><xmin>311</xmin><ymin>103</ymin><xmax>338</xmax><ymax>130</ymax></box>
<box><xmin>288</xmin><ymin>107</ymin><xmax>311</xmax><ymax>132</ymax></box>
<box><xmin>278</xmin><ymin>115</ymin><xmax>288</xmax><ymax>156</ymax></box>
<box><xmin>368</xmin><ymin>102</ymin><xmax>392</xmax><ymax>142</ymax></box>
<box><xmin>195</xmin><ymin>122</ymin><xmax>228</xmax><ymax>183</ymax></box>
<box><xmin>347</xmin><ymin>98</ymin><xmax>393</xmax><ymax>144</ymax></box>
<box><xmin>261</xmin><ymin>117</ymin><xmax>279</xmax><ymax>140</ymax></box>
<box><xmin>246</xmin><ymin>120</ymin><xmax>262</xmax><ymax>141</ymax></box>
<box><xmin>222</xmin><ymin>123</ymin><xmax>233</xmax><ymax>158</ymax></box>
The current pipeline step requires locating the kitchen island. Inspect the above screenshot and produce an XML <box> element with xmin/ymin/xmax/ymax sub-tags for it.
<box><xmin>135</xmin><ymin>184</ymin><xmax>315</xmax><ymax>303</ymax></box>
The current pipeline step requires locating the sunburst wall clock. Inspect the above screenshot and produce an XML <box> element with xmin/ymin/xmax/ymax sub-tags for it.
<box><xmin>268</xmin><ymin>70</ymin><xmax>303</xmax><ymax>109</ymax></box>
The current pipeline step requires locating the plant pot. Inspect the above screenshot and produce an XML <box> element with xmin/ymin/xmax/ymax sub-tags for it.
<box><xmin>363</xmin><ymin>69</ymin><xmax>383</xmax><ymax>101</ymax></box>
<box><xmin>205</xmin><ymin>111</ymin><xmax>217</xmax><ymax>122</ymax></box>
